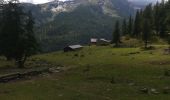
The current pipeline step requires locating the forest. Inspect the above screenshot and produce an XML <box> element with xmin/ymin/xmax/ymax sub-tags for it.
<box><xmin>113</xmin><ymin>0</ymin><xmax>170</xmax><ymax>48</ymax></box>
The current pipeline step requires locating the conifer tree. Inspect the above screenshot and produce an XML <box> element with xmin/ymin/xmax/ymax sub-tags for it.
<box><xmin>0</xmin><ymin>0</ymin><xmax>4</xmax><ymax>31</ymax></box>
<box><xmin>122</xmin><ymin>19</ymin><xmax>127</xmax><ymax>35</ymax></box>
<box><xmin>130</xmin><ymin>0</ymin><xmax>170</xmax><ymax>45</ymax></box>
<box><xmin>153</xmin><ymin>1</ymin><xmax>161</xmax><ymax>35</ymax></box>
<box><xmin>165</xmin><ymin>0</ymin><xmax>170</xmax><ymax>31</ymax></box>
<box><xmin>142</xmin><ymin>19</ymin><xmax>151</xmax><ymax>49</ymax></box>
<box><xmin>159</xmin><ymin>0</ymin><xmax>167</xmax><ymax>37</ymax></box>
<box><xmin>0</xmin><ymin>0</ymin><xmax>39</xmax><ymax>68</ymax></box>
<box><xmin>127</xmin><ymin>15</ymin><xmax>133</xmax><ymax>36</ymax></box>
<box><xmin>133</xmin><ymin>10</ymin><xmax>141</xmax><ymax>37</ymax></box>
<box><xmin>113</xmin><ymin>21</ymin><xmax>120</xmax><ymax>47</ymax></box>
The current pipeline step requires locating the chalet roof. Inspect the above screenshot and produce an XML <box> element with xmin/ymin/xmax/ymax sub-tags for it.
<box><xmin>68</xmin><ymin>45</ymin><xmax>83</xmax><ymax>49</ymax></box>
<box><xmin>91</xmin><ymin>38</ymin><xmax>98</xmax><ymax>42</ymax></box>
<box><xmin>100</xmin><ymin>38</ymin><xmax>111</xmax><ymax>43</ymax></box>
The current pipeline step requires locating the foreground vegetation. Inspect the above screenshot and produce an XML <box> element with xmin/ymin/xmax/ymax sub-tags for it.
<box><xmin>0</xmin><ymin>46</ymin><xmax>170</xmax><ymax>99</ymax></box>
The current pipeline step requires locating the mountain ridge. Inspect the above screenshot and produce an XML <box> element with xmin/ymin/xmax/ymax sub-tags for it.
<box><xmin>23</xmin><ymin>0</ymin><xmax>136</xmax><ymax>25</ymax></box>
<box><xmin>21</xmin><ymin>0</ymin><xmax>148</xmax><ymax>51</ymax></box>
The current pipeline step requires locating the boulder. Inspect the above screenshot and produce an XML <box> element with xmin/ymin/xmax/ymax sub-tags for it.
<box><xmin>163</xmin><ymin>87</ymin><xmax>170</xmax><ymax>94</ymax></box>
<box><xmin>150</xmin><ymin>88</ymin><xmax>159</xmax><ymax>94</ymax></box>
<box><xmin>140</xmin><ymin>88</ymin><xmax>149</xmax><ymax>94</ymax></box>
<box><xmin>49</xmin><ymin>67</ymin><xmax>61</xmax><ymax>73</ymax></box>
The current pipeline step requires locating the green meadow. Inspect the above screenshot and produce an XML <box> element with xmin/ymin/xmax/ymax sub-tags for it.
<box><xmin>1</xmin><ymin>46</ymin><xmax>170</xmax><ymax>100</ymax></box>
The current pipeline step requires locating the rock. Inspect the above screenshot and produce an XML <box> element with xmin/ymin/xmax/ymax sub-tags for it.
<box><xmin>56</xmin><ymin>67</ymin><xmax>61</xmax><ymax>70</ymax></box>
<box><xmin>151</xmin><ymin>88</ymin><xmax>156</xmax><ymax>92</ymax></box>
<box><xmin>49</xmin><ymin>67</ymin><xmax>61</xmax><ymax>73</ymax></box>
<box><xmin>140</xmin><ymin>88</ymin><xmax>149</xmax><ymax>94</ymax></box>
<box><xmin>41</xmin><ymin>73</ymin><xmax>50</xmax><ymax>77</ymax></box>
<box><xmin>163</xmin><ymin>87</ymin><xmax>170</xmax><ymax>94</ymax></box>
<box><xmin>150</xmin><ymin>88</ymin><xmax>159</xmax><ymax>94</ymax></box>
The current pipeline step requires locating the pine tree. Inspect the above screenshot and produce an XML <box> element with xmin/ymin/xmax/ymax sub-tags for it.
<box><xmin>143</xmin><ymin>4</ymin><xmax>154</xmax><ymax>26</ymax></box>
<box><xmin>0</xmin><ymin>0</ymin><xmax>4</xmax><ymax>31</ymax></box>
<box><xmin>127</xmin><ymin>15</ymin><xmax>133</xmax><ymax>36</ymax></box>
<box><xmin>138</xmin><ymin>4</ymin><xmax>154</xmax><ymax>49</ymax></box>
<box><xmin>0</xmin><ymin>0</ymin><xmax>39</xmax><ymax>68</ymax></box>
<box><xmin>142</xmin><ymin>19</ymin><xmax>151</xmax><ymax>49</ymax></box>
<box><xmin>165</xmin><ymin>0</ymin><xmax>170</xmax><ymax>31</ymax></box>
<box><xmin>113</xmin><ymin>21</ymin><xmax>120</xmax><ymax>47</ymax></box>
<box><xmin>159</xmin><ymin>0</ymin><xmax>167</xmax><ymax>37</ymax></box>
<box><xmin>153</xmin><ymin>1</ymin><xmax>161</xmax><ymax>35</ymax></box>
<box><xmin>133</xmin><ymin>10</ymin><xmax>141</xmax><ymax>37</ymax></box>
<box><xmin>130</xmin><ymin>0</ymin><xmax>170</xmax><ymax>45</ymax></box>
<box><xmin>161</xmin><ymin>0</ymin><xmax>165</xmax><ymax>5</ymax></box>
<box><xmin>122</xmin><ymin>19</ymin><xmax>127</xmax><ymax>35</ymax></box>
<box><xmin>166</xmin><ymin>35</ymin><xmax>170</xmax><ymax>49</ymax></box>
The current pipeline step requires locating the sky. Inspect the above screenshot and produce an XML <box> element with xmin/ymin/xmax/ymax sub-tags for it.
<box><xmin>19</xmin><ymin>0</ymin><xmax>163</xmax><ymax>4</ymax></box>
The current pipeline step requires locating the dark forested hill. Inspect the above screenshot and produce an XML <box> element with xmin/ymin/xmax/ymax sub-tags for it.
<box><xmin>23</xmin><ymin>0</ymin><xmax>136</xmax><ymax>52</ymax></box>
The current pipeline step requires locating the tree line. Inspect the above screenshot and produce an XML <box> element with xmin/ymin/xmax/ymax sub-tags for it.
<box><xmin>112</xmin><ymin>0</ymin><xmax>170</xmax><ymax>48</ymax></box>
<box><xmin>0</xmin><ymin>0</ymin><xmax>38</xmax><ymax>68</ymax></box>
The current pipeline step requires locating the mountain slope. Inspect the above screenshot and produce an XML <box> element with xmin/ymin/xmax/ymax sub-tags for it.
<box><xmin>23</xmin><ymin>0</ymin><xmax>135</xmax><ymax>51</ymax></box>
<box><xmin>37</xmin><ymin>4</ymin><xmax>116</xmax><ymax>51</ymax></box>
<box><xmin>23</xmin><ymin>0</ymin><xmax>135</xmax><ymax>25</ymax></box>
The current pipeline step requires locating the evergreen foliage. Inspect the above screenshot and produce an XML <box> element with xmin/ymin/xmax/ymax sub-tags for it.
<box><xmin>123</xmin><ymin>0</ymin><xmax>170</xmax><ymax>48</ymax></box>
<box><xmin>0</xmin><ymin>0</ymin><xmax>38</xmax><ymax>68</ymax></box>
<box><xmin>133</xmin><ymin>10</ymin><xmax>142</xmax><ymax>37</ymax></box>
<box><xmin>127</xmin><ymin>15</ymin><xmax>133</xmax><ymax>36</ymax></box>
<box><xmin>112</xmin><ymin>21</ymin><xmax>120</xmax><ymax>46</ymax></box>
<box><xmin>122</xmin><ymin>19</ymin><xmax>127</xmax><ymax>35</ymax></box>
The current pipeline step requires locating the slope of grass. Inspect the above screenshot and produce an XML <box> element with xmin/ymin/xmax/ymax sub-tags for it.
<box><xmin>1</xmin><ymin>46</ymin><xmax>170</xmax><ymax>100</ymax></box>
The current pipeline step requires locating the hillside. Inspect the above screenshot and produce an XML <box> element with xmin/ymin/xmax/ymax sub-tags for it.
<box><xmin>23</xmin><ymin>0</ymin><xmax>135</xmax><ymax>51</ymax></box>
<box><xmin>1</xmin><ymin>46</ymin><xmax>170</xmax><ymax>99</ymax></box>
<box><xmin>37</xmin><ymin>4</ymin><xmax>117</xmax><ymax>51</ymax></box>
<box><xmin>23</xmin><ymin>0</ymin><xmax>135</xmax><ymax>25</ymax></box>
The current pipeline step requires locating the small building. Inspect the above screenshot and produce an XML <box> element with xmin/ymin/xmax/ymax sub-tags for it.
<box><xmin>98</xmin><ymin>38</ymin><xmax>111</xmax><ymax>45</ymax></box>
<box><xmin>64</xmin><ymin>45</ymin><xmax>83</xmax><ymax>52</ymax></box>
<box><xmin>90</xmin><ymin>38</ymin><xmax>98</xmax><ymax>45</ymax></box>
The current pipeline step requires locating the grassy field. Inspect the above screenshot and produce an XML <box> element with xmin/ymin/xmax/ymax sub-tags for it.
<box><xmin>1</xmin><ymin>45</ymin><xmax>170</xmax><ymax>100</ymax></box>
